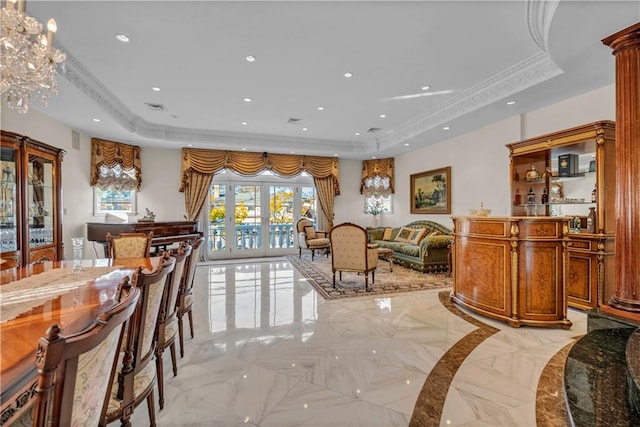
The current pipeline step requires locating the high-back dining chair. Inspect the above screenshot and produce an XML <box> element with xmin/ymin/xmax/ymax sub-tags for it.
<box><xmin>330</xmin><ymin>222</ymin><xmax>379</xmax><ymax>292</ymax></box>
<box><xmin>106</xmin><ymin>232</ymin><xmax>153</xmax><ymax>259</ymax></box>
<box><xmin>154</xmin><ymin>243</ymin><xmax>191</xmax><ymax>410</ymax></box>
<box><xmin>32</xmin><ymin>285</ymin><xmax>140</xmax><ymax>427</ymax></box>
<box><xmin>100</xmin><ymin>255</ymin><xmax>175</xmax><ymax>427</ymax></box>
<box><xmin>176</xmin><ymin>236</ymin><xmax>203</xmax><ymax>358</ymax></box>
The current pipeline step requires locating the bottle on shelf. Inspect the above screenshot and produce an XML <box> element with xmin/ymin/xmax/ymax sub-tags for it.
<box><xmin>541</xmin><ymin>188</ymin><xmax>549</xmax><ymax>204</ymax></box>
<box><xmin>527</xmin><ymin>187</ymin><xmax>536</xmax><ymax>204</ymax></box>
<box><xmin>591</xmin><ymin>184</ymin><xmax>597</xmax><ymax>203</ymax></box>
<box><xmin>589</xmin><ymin>155</ymin><xmax>596</xmax><ymax>172</ymax></box>
<box><xmin>586</xmin><ymin>207</ymin><xmax>596</xmax><ymax>233</ymax></box>
<box><xmin>514</xmin><ymin>189</ymin><xmax>521</xmax><ymax>205</ymax></box>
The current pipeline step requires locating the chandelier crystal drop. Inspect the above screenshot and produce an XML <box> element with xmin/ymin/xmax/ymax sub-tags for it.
<box><xmin>1</xmin><ymin>0</ymin><xmax>66</xmax><ymax>113</ymax></box>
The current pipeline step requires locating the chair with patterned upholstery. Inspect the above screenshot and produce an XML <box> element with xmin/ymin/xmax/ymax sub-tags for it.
<box><xmin>176</xmin><ymin>236</ymin><xmax>203</xmax><ymax>358</ymax></box>
<box><xmin>154</xmin><ymin>243</ymin><xmax>191</xmax><ymax>410</ymax></box>
<box><xmin>329</xmin><ymin>222</ymin><xmax>379</xmax><ymax>292</ymax></box>
<box><xmin>296</xmin><ymin>217</ymin><xmax>330</xmax><ymax>260</ymax></box>
<box><xmin>106</xmin><ymin>232</ymin><xmax>153</xmax><ymax>259</ymax></box>
<box><xmin>99</xmin><ymin>256</ymin><xmax>175</xmax><ymax>427</ymax></box>
<box><xmin>31</xmin><ymin>284</ymin><xmax>140</xmax><ymax>427</ymax></box>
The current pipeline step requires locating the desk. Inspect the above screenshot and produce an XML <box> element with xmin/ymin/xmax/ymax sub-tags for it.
<box><xmin>0</xmin><ymin>257</ymin><xmax>157</xmax><ymax>424</ymax></box>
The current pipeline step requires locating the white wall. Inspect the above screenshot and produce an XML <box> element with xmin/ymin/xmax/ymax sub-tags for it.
<box><xmin>2</xmin><ymin>83</ymin><xmax>616</xmax><ymax>257</ymax></box>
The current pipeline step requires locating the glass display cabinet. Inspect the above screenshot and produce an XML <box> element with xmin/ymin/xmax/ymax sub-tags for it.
<box><xmin>1</xmin><ymin>130</ymin><xmax>64</xmax><ymax>267</ymax></box>
<box><xmin>506</xmin><ymin>121</ymin><xmax>615</xmax><ymax>310</ymax></box>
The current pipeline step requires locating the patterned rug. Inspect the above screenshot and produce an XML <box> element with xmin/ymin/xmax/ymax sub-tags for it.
<box><xmin>286</xmin><ymin>254</ymin><xmax>452</xmax><ymax>300</ymax></box>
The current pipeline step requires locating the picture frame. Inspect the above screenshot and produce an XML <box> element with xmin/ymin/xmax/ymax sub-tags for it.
<box><xmin>410</xmin><ymin>166</ymin><xmax>451</xmax><ymax>214</ymax></box>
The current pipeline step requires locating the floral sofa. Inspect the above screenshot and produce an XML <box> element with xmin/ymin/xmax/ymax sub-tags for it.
<box><xmin>366</xmin><ymin>220</ymin><xmax>452</xmax><ymax>273</ymax></box>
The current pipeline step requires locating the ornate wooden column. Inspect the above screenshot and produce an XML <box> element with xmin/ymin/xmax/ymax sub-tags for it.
<box><xmin>602</xmin><ymin>23</ymin><xmax>640</xmax><ymax>314</ymax></box>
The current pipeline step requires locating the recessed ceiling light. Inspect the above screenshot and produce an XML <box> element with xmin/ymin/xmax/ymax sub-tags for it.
<box><xmin>344</xmin><ymin>72</ymin><xmax>353</xmax><ymax>78</ymax></box>
<box><xmin>507</xmin><ymin>100</ymin><xmax>517</xmax><ymax>105</ymax></box>
<box><xmin>421</xmin><ymin>85</ymin><xmax>431</xmax><ymax>91</ymax></box>
<box><xmin>246</xmin><ymin>55</ymin><xmax>256</xmax><ymax>62</ymax></box>
<box><xmin>333</xmin><ymin>154</ymin><xmax>338</xmax><ymax>157</ymax></box>
<box><xmin>355</xmin><ymin>132</ymin><xmax>360</xmax><ymax>136</ymax></box>
<box><xmin>92</xmin><ymin>118</ymin><xmax>101</xmax><ymax>122</ymax></box>
<box><xmin>115</xmin><ymin>33</ymin><xmax>130</xmax><ymax>43</ymax></box>
<box><xmin>404</xmin><ymin>143</ymin><xmax>410</xmax><ymax>146</ymax></box>
<box><xmin>443</xmin><ymin>126</ymin><xmax>451</xmax><ymax>130</ymax></box>
<box><xmin>151</xmin><ymin>86</ymin><xmax>160</xmax><ymax>92</ymax></box>
<box><xmin>372</xmin><ymin>156</ymin><xmax>377</xmax><ymax>159</ymax></box>
<box><xmin>242</xmin><ymin>147</ymin><xmax>247</xmax><ymax>151</ymax></box>
<box><xmin>379</xmin><ymin>114</ymin><xmax>386</xmax><ymax>118</ymax></box>
<box><xmin>243</xmin><ymin>98</ymin><xmax>252</xmax><ymax>103</ymax></box>
<box><xmin>302</xmin><ymin>127</ymin><xmax>308</xmax><ymax>131</ymax></box>
<box><xmin>241</xmin><ymin>121</ymin><xmax>248</xmax><ymax>125</ymax></box>
<box><xmin>290</xmin><ymin>151</ymin><xmax>295</xmax><ymax>154</ymax></box>
<box><xmin>318</xmin><ymin>106</ymin><xmax>325</xmax><ymax>111</ymax></box>
<box><xmin>187</xmin><ymin>144</ymin><xmax>193</xmax><ymax>147</ymax></box>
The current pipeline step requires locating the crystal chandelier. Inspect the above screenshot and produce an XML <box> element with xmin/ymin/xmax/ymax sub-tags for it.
<box><xmin>1</xmin><ymin>0</ymin><xmax>66</xmax><ymax>113</ymax></box>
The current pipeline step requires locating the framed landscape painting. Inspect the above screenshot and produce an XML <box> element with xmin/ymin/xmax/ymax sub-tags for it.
<box><xmin>410</xmin><ymin>166</ymin><xmax>451</xmax><ymax>214</ymax></box>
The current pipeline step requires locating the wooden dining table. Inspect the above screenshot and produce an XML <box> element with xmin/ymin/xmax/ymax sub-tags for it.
<box><xmin>0</xmin><ymin>257</ymin><xmax>159</xmax><ymax>425</ymax></box>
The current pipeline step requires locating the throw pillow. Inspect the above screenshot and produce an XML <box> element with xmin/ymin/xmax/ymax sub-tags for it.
<box><xmin>394</xmin><ymin>227</ymin><xmax>413</xmax><ymax>242</ymax></box>
<box><xmin>382</xmin><ymin>227</ymin><xmax>393</xmax><ymax>241</ymax></box>
<box><xmin>304</xmin><ymin>225</ymin><xmax>317</xmax><ymax>239</ymax></box>
<box><xmin>429</xmin><ymin>229</ymin><xmax>443</xmax><ymax>237</ymax></box>
<box><xmin>408</xmin><ymin>228</ymin><xmax>427</xmax><ymax>245</ymax></box>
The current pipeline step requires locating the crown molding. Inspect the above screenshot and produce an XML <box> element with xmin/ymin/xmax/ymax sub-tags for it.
<box><xmin>374</xmin><ymin>51</ymin><xmax>564</xmax><ymax>150</ymax></box>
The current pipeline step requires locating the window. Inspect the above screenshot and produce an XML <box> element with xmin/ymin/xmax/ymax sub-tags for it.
<box><xmin>362</xmin><ymin>174</ymin><xmax>393</xmax><ymax>214</ymax></box>
<box><xmin>94</xmin><ymin>187</ymin><xmax>136</xmax><ymax>215</ymax></box>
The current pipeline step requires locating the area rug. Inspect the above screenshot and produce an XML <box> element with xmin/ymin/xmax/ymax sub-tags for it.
<box><xmin>286</xmin><ymin>254</ymin><xmax>452</xmax><ymax>300</ymax></box>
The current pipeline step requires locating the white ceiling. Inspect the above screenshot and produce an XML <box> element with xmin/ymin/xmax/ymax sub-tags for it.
<box><xmin>23</xmin><ymin>1</ymin><xmax>640</xmax><ymax>160</ymax></box>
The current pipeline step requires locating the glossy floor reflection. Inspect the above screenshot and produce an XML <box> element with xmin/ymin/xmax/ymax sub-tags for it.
<box><xmin>130</xmin><ymin>258</ymin><xmax>588</xmax><ymax>426</ymax></box>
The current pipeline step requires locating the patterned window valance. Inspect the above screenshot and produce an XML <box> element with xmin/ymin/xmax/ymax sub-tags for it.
<box><xmin>90</xmin><ymin>138</ymin><xmax>142</xmax><ymax>191</ymax></box>
<box><xmin>180</xmin><ymin>149</ymin><xmax>340</xmax><ymax>195</ymax></box>
<box><xmin>360</xmin><ymin>158</ymin><xmax>394</xmax><ymax>195</ymax></box>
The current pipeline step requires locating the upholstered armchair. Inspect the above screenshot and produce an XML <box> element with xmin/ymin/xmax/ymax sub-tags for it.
<box><xmin>329</xmin><ymin>222</ymin><xmax>378</xmax><ymax>291</ymax></box>
<box><xmin>296</xmin><ymin>217</ymin><xmax>330</xmax><ymax>260</ymax></box>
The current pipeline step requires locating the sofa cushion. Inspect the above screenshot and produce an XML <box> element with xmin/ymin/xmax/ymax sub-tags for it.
<box><xmin>382</xmin><ymin>227</ymin><xmax>393</xmax><ymax>241</ymax></box>
<box><xmin>397</xmin><ymin>245</ymin><xmax>420</xmax><ymax>257</ymax></box>
<box><xmin>408</xmin><ymin>228</ymin><xmax>427</xmax><ymax>245</ymax></box>
<box><xmin>304</xmin><ymin>225</ymin><xmax>317</xmax><ymax>239</ymax></box>
<box><xmin>394</xmin><ymin>227</ymin><xmax>413</xmax><ymax>242</ymax></box>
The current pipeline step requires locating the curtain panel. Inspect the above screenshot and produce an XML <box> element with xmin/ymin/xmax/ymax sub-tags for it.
<box><xmin>360</xmin><ymin>157</ymin><xmax>394</xmax><ymax>194</ymax></box>
<box><xmin>90</xmin><ymin>138</ymin><xmax>142</xmax><ymax>191</ymax></box>
<box><xmin>180</xmin><ymin>148</ymin><xmax>341</xmax><ymax>221</ymax></box>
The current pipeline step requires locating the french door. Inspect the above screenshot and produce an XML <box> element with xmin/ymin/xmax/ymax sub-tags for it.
<box><xmin>205</xmin><ymin>171</ymin><xmax>318</xmax><ymax>260</ymax></box>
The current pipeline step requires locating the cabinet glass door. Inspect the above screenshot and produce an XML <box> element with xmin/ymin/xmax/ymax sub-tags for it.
<box><xmin>0</xmin><ymin>147</ymin><xmax>18</xmax><ymax>253</ymax></box>
<box><xmin>27</xmin><ymin>153</ymin><xmax>55</xmax><ymax>248</ymax></box>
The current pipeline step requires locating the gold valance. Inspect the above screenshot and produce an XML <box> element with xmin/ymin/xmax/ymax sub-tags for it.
<box><xmin>90</xmin><ymin>138</ymin><xmax>142</xmax><ymax>191</ymax></box>
<box><xmin>180</xmin><ymin>149</ymin><xmax>341</xmax><ymax>195</ymax></box>
<box><xmin>360</xmin><ymin>157</ymin><xmax>394</xmax><ymax>194</ymax></box>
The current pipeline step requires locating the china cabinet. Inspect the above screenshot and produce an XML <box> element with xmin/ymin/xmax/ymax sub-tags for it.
<box><xmin>0</xmin><ymin>130</ymin><xmax>64</xmax><ymax>267</ymax></box>
<box><xmin>506</xmin><ymin>121</ymin><xmax>615</xmax><ymax>309</ymax></box>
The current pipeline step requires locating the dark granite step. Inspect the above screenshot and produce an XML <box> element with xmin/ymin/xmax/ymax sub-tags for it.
<box><xmin>564</xmin><ymin>309</ymin><xmax>640</xmax><ymax>427</ymax></box>
<box><xmin>627</xmin><ymin>329</ymin><xmax>640</xmax><ymax>416</ymax></box>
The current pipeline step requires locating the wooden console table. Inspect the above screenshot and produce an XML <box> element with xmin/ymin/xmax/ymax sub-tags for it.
<box><xmin>451</xmin><ymin>216</ymin><xmax>572</xmax><ymax>329</ymax></box>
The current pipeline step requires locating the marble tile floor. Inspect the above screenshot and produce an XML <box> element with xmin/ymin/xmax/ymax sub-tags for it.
<box><xmin>129</xmin><ymin>258</ymin><xmax>589</xmax><ymax>427</ymax></box>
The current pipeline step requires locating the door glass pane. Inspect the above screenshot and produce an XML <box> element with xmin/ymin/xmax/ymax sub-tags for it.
<box><xmin>234</xmin><ymin>184</ymin><xmax>261</xmax><ymax>251</ymax></box>
<box><xmin>0</xmin><ymin>147</ymin><xmax>18</xmax><ymax>252</ymax></box>
<box><xmin>208</xmin><ymin>184</ymin><xmax>227</xmax><ymax>254</ymax></box>
<box><xmin>28</xmin><ymin>154</ymin><xmax>54</xmax><ymax>248</ymax></box>
<box><xmin>301</xmin><ymin>186</ymin><xmax>319</xmax><ymax>226</ymax></box>
<box><xmin>268</xmin><ymin>185</ymin><xmax>294</xmax><ymax>249</ymax></box>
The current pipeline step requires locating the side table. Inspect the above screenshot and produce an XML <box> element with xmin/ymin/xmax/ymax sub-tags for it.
<box><xmin>378</xmin><ymin>247</ymin><xmax>394</xmax><ymax>272</ymax></box>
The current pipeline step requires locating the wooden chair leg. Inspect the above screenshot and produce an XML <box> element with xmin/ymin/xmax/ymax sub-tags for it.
<box><xmin>311</xmin><ymin>249</ymin><xmax>315</xmax><ymax>260</ymax></box>
<box><xmin>170</xmin><ymin>342</ymin><xmax>178</xmax><ymax>376</ymax></box>
<box><xmin>299</xmin><ymin>247</ymin><xmax>302</xmax><ymax>258</ymax></box>
<box><xmin>177</xmin><ymin>313</ymin><xmax>185</xmax><ymax>358</ymax></box>
<box><xmin>187</xmin><ymin>308</ymin><xmax>194</xmax><ymax>339</ymax></box>
<box><xmin>333</xmin><ymin>272</ymin><xmax>336</xmax><ymax>287</ymax></box>
<box><xmin>156</xmin><ymin>351</ymin><xmax>165</xmax><ymax>410</ymax></box>
<box><xmin>147</xmin><ymin>389</ymin><xmax>157</xmax><ymax>427</ymax></box>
